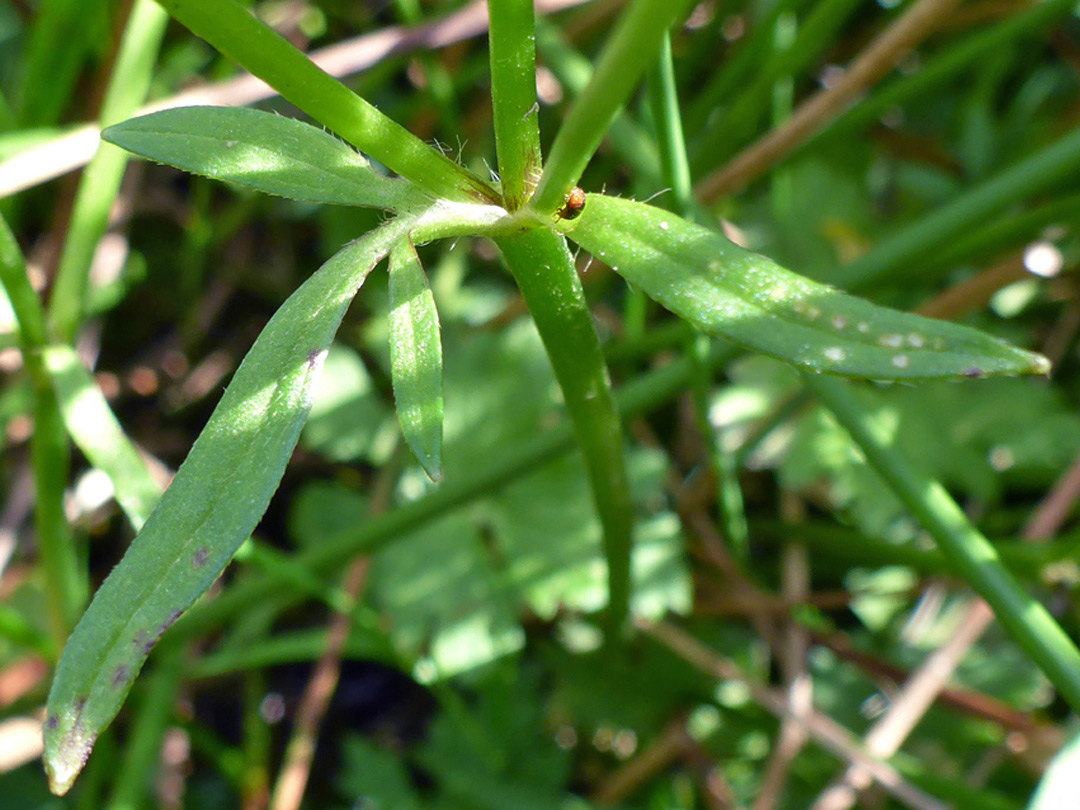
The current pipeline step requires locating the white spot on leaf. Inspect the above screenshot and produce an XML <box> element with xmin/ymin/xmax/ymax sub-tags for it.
<box><xmin>879</xmin><ymin>334</ymin><xmax>904</xmax><ymax>349</ymax></box>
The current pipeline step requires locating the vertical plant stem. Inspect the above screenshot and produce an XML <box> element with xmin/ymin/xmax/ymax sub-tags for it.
<box><xmin>535</xmin><ymin>21</ymin><xmax>662</xmax><ymax>185</ymax></box>
<box><xmin>155</xmin><ymin>0</ymin><xmax>497</xmax><ymax>204</ymax></box>
<box><xmin>0</xmin><ymin>215</ymin><xmax>83</xmax><ymax>647</ymax></box>
<box><xmin>646</xmin><ymin>33</ymin><xmax>692</xmax><ymax>217</ymax></box>
<box><xmin>648</xmin><ymin>34</ymin><xmax>749</xmax><ymax>560</ymax></box>
<box><xmin>48</xmin><ymin>0</ymin><xmax>169</xmax><ymax>343</ymax></box>
<box><xmin>488</xmin><ymin>0</ymin><xmax>542</xmax><ymax>209</ymax></box>
<box><xmin>531</xmin><ymin>0</ymin><xmax>694</xmax><ymax>215</ymax></box>
<box><xmin>806</xmin><ymin>374</ymin><xmax>1080</xmax><ymax>712</ymax></box>
<box><xmin>497</xmin><ymin>229</ymin><xmax>633</xmax><ymax>640</ymax></box>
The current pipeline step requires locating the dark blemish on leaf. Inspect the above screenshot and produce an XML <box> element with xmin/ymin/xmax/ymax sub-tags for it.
<box><xmin>192</xmin><ymin>546</ymin><xmax>210</xmax><ymax>568</ymax></box>
<box><xmin>133</xmin><ymin>630</ymin><xmax>148</xmax><ymax>650</ymax></box>
<box><xmin>72</xmin><ymin>697</ymin><xmax>87</xmax><ymax>716</ymax></box>
<box><xmin>962</xmin><ymin>367</ymin><xmax>984</xmax><ymax>378</ymax></box>
<box><xmin>161</xmin><ymin>609</ymin><xmax>183</xmax><ymax>635</ymax></box>
<box><xmin>112</xmin><ymin>665</ymin><xmax>129</xmax><ymax>688</ymax></box>
<box><xmin>306</xmin><ymin>349</ymin><xmax>323</xmax><ymax>369</ymax></box>
<box><xmin>46</xmin><ymin>715</ymin><xmax>59</xmax><ymax>730</ymax></box>
<box><xmin>558</xmin><ymin>187</ymin><xmax>586</xmax><ymax>220</ymax></box>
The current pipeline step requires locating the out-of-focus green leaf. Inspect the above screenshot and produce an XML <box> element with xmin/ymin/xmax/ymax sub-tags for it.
<box><xmin>43</xmin><ymin>344</ymin><xmax>161</xmax><ymax>530</ymax></box>
<box><xmin>563</xmin><ymin>194</ymin><xmax>1050</xmax><ymax>380</ymax></box>
<box><xmin>302</xmin><ymin>344</ymin><xmax>395</xmax><ymax>464</ymax></box>
<box><xmin>43</xmin><ymin>216</ymin><xmax>412</xmax><ymax>796</ymax></box>
<box><xmin>102</xmin><ymin>107</ymin><xmax>428</xmax><ymax>211</ymax></box>
<box><xmin>389</xmin><ymin>239</ymin><xmax>444</xmax><ymax>481</ymax></box>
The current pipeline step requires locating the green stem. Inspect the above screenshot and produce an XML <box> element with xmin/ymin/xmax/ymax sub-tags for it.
<box><xmin>647</xmin><ymin>33</ymin><xmax>692</xmax><ymax>217</ymax></box>
<box><xmin>531</xmin><ymin>0</ymin><xmax>694</xmax><ymax>215</ymax></box>
<box><xmin>488</xmin><ymin>0</ymin><xmax>542</xmax><ymax>209</ymax></box>
<box><xmin>155</xmin><ymin>0</ymin><xmax>497</xmax><ymax>204</ymax></box>
<box><xmin>535</xmin><ymin>22</ymin><xmax>661</xmax><ymax>186</ymax></box>
<box><xmin>497</xmin><ymin>228</ymin><xmax>633</xmax><ymax>640</ymax></box>
<box><xmin>48</xmin><ymin>0</ymin><xmax>169</xmax><ymax>343</ymax></box>
<box><xmin>0</xmin><ymin>215</ymin><xmax>83</xmax><ymax>647</ymax></box>
<box><xmin>807</xmin><ymin>374</ymin><xmax>1080</xmax><ymax>712</ymax></box>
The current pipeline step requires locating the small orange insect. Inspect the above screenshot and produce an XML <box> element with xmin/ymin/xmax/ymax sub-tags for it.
<box><xmin>558</xmin><ymin>186</ymin><xmax>586</xmax><ymax>220</ymax></box>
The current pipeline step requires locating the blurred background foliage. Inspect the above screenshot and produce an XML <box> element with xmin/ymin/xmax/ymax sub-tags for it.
<box><xmin>2</xmin><ymin>0</ymin><xmax>1080</xmax><ymax>808</ymax></box>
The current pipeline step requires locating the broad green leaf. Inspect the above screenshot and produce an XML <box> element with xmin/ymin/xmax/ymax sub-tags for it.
<box><xmin>102</xmin><ymin>106</ymin><xmax>428</xmax><ymax>211</ymax></box>
<box><xmin>563</xmin><ymin>194</ymin><xmax>1051</xmax><ymax>380</ymax></box>
<box><xmin>43</xmin><ymin>216</ymin><xmax>411</xmax><ymax>796</ymax></box>
<box><xmin>388</xmin><ymin>239</ymin><xmax>444</xmax><ymax>481</ymax></box>
<box><xmin>43</xmin><ymin>343</ymin><xmax>161</xmax><ymax>529</ymax></box>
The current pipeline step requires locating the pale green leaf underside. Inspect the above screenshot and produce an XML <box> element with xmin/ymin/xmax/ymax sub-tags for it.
<box><xmin>389</xmin><ymin>239</ymin><xmax>444</xmax><ymax>481</ymax></box>
<box><xmin>43</xmin><ymin>216</ymin><xmax>412</xmax><ymax>796</ymax></box>
<box><xmin>44</xmin><ymin>344</ymin><xmax>162</xmax><ymax>530</ymax></box>
<box><xmin>566</xmin><ymin>194</ymin><xmax>1050</xmax><ymax>381</ymax></box>
<box><xmin>102</xmin><ymin>107</ymin><xmax>426</xmax><ymax>211</ymax></box>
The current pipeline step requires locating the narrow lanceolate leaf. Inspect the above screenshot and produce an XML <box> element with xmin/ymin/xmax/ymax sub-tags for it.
<box><xmin>388</xmin><ymin>239</ymin><xmax>443</xmax><ymax>481</ymax></box>
<box><xmin>44</xmin><ymin>217</ymin><xmax>412</xmax><ymax>797</ymax></box>
<box><xmin>102</xmin><ymin>107</ymin><xmax>427</xmax><ymax>211</ymax></box>
<box><xmin>563</xmin><ymin>194</ymin><xmax>1051</xmax><ymax>380</ymax></box>
<box><xmin>43</xmin><ymin>344</ymin><xmax>161</xmax><ymax>530</ymax></box>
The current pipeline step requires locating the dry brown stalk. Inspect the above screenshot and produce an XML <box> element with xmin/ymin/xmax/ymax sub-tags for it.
<box><xmin>694</xmin><ymin>0</ymin><xmax>965</xmax><ymax>201</ymax></box>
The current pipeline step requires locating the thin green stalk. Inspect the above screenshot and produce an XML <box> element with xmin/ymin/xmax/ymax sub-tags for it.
<box><xmin>535</xmin><ymin>22</ymin><xmax>661</xmax><ymax>186</ymax></box>
<box><xmin>531</xmin><ymin>0</ymin><xmax>694</xmax><ymax>215</ymax></box>
<box><xmin>807</xmin><ymin>374</ymin><xmax>1080</xmax><ymax>712</ymax></box>
<box><xmin>837</xmin><ymin>124</ymin><xmax>1080</xmax><ymax>289</ymax></box>
<box><xmin>497</xmin><ymin>229</ymin><xmax>633</xmax><ymax>640</ymax></box>
<box><xmin>647</xmin><ymin>33</ymin><xmax>692</xmax><ymax>217</ymax></box>
<box><xmin>155</xmin><ymin>0</ymin><xmax>497</xmax><ymax>204</ymax></box>
<box><xmin>0</xmin><ymin>215</ymin><xmax>82</xmax><ymax>646</ymax></box>
<box><xmin>174</xmin><ymin>343</ymin><xmax>739</xmax><ymax>641</ymax></box>
<box><xmin>48</xmin><ymin>0</ymin><xmax>169</xmax><ymax>343</ymax></box>
<box><xmin>647</xmin><ymin>35</ymin><xmax>748</xmax><ymax>560</ymax></box>
<box><xmin>488</xmin><ymin>0</ymin><xmax>542</xmax><ymax>209</ymax></box>
<box><xmin>690</xmin><ymin>335</ymin><xmax>749</xmax><ymax>562</ymax></box>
